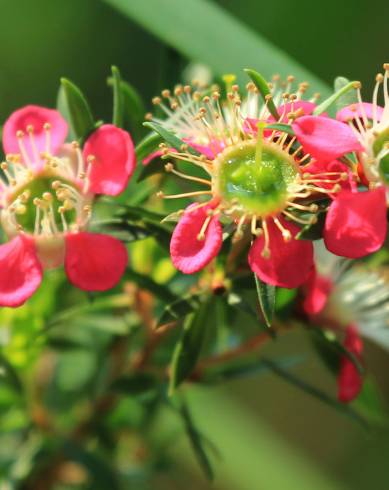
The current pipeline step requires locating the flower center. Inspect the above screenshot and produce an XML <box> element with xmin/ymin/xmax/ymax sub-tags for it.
<box><xmin>214</xmin><ymin>139</ymin><xmax>298</xmax><ymax>216</ymax></box>
<box><xmin>1</xmin><ymin>171</ymin><xmax>91</xmax><ymax>239</ymax></box>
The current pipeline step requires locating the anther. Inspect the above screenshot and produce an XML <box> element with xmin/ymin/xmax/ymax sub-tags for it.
<box><xmin>26</xmin><ymin>125</ymin><xmax>34</xmax><ymax>134</ymax></box>
<box><xmin>152</xmin><ymin>97</ymin><xmax>162</xmax><ymax>105</ymax></box>
<box><xmin>383</xmin><ymin>63</ymin><xmax>389</xmax><ymax>71</ymax></box>
<box><xmin>376</xmin><ymin>73</ymin><xmax>384</xmax><ymax>83</ymax></box>
<box><xmin>16</xmin><ymin>130</ymin><xmax>24</xmax><ymax>138</ymax></box>
<box><xmin>353</xmin><ymin>81</ymin><xmax>362</xmax><ymax>89</ymax></box>
<box><xmin>164</xmin><ymin>163</ymin><xmax>174</xmax><ymax>172</ymax></box>
<box><xmin>157</xmin><ymin>191</ymin><xmax>164</xmax><ymax>198</ymax></box>
<box><xmin>15</xmin><ymin>205</ymin><xmax>26</xmax><ymax>215</ymax></box>
<box><xmin>42</xmin><ymin>192</ymin><xmax>53</xmax><ymax>202</ymax></box>
<box><xmin>161</xmin><ymin>89</ymin><xmax>170</xmax><ymax>98</ymax></box>
<box><xmin>87</xmin><ymin>155</ymin><xmax>96</xmax><ymax>164</ymax></box>
<box><xmin>145</xmin><ymin>112</ymin><xmax>153</xmax><ymax>121</ymax></box>
<box><xmin>309</xmin><ymin>204</ymin><xmax>319</xmax><ymax>213</ymax></box>
<box><xmin>52</xmin><ymin>180</ymin><xmax>61</xmax><ymax>190</ymax></box>
<box><xmin>71</xmin><ymin>141</ymin><xmax>79</xmax><ymax>149</ymax></box>
<box><xmin>43</xmin><ymin>122</ymin><xmax>51</xmax><ymax>131</ymax></box>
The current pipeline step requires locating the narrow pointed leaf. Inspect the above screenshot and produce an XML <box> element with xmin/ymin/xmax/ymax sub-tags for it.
<box><xmin>179</xmin><ymin>400</ymin><xmax>214</xmax><ymax>481</ymax></box>
<box><xmin>156</xmin><ymin>292</ymin><xmax>205</xmax><ymax>327</ymax></box>
<box><xmin>103</xmin><ymin>0</ymin><xmax>330</xmax><ymax>95</ymax></box>
<box><xmin>254</xmin><ymin>274</ymin><xmax>276</xmax><ymax>331</ymax></box>
<box><xmin>244</xmin><ymin>69</ymin><xmax>279</xmax><ymax>120</ymax></box>
<box><xmin>59</xmin><ymin>78</ymin><xmax>95</xmax><ymax>141</ymax></box>
<box><xmin>169</xmin><ymin>302</ymin><xmax>210</xmax><ymax>393</ymax></box>
<box><xmin>313</xmin><ymin>80</ymin><xmax>358</xmax><ymax>115</ymax></box>
<box><xmin>334</xmin><ymin>76</ymin><xmax>359</xmax><ymax>112</ymax></box>
<box><xmin>143</xmin><ymin>121</ymin><xmax>200</xmax><ymax>156</ymax></box>
<box><xmin>265</xmin><ymin>123</ymin><xmax>295</xmax><ymax>135</ymax></box>
<box><xmin>111</xmin><ymin>65</ymin><xmax>124</xmax><ymax>128</ymax></box>
<box><xmin>135</xmin><ymin>132</ymin><xmax>163</xmax><ymax>162</ymax></box>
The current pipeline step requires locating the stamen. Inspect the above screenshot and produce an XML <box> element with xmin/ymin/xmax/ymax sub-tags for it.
<box><xmin>261</xmin><ymin>219</ymin><xmax>270</xmax><ymax>258</ymax></box>
<box><xmin>197</xmin><ymin>214</ymin><xmax>212</xmax><ymax>240</ymax></box>
<box><xmin>273</xmin><ymin>217</ymin><xmax>292</xmax><ymax>242</ymax></box>
<box><xmin>157</xmin><ymin>190</ymin><xmax>213</xmax><ymax>199</ymax></box>
<box><xmin>164</xmin><ymin>162</ymin><xmax>211</xmax><ymax>186</ymax></box>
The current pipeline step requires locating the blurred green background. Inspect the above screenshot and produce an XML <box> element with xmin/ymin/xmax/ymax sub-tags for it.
<box><xmin>0</xmin><ymin>0</ymin><xmax>389</xmax><ymax>489</ymax></box>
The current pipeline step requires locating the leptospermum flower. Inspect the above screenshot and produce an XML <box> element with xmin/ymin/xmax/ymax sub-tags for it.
<box><xmin>303</xmin><ymin>242</ymin><xmax>389</xmax><ymax>402</ymax></box>
<box><xmin>292</xmin><ymin>66</ymin><xmax>389</xmax><ymax>258</ymax></box>
<box><xmin>148</xmin><ymin>76</ymin><xmax>352</xmax><ymax>288</ymax></box>
<box><xmin>0</xmin><ymin>105</ymin><xmax>135</xmax><ymax>307</ymax></box>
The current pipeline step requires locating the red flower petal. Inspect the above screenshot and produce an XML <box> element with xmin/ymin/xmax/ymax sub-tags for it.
<box><xmin>83</xmin><ymin>124</ymin><xmax>135</xmax><ymax>196</ymax></box>
<box><xmin>65</xmin><ymin>232</ymin><xmax>128</xmax><ymax>291</ymax></box>
<box><xmin>170</xmin><ymin>203</ymin><xmax>222</xmax><ymax>274</ymax></box>
<box><xmin>248</xmin><ymin>218</ymin><xmax>314</xmax><ymax>288</ymax></box>
<box><xmin>268</xmin><ymin>101</ymin><xmax>317</xmax><ymax>124</ymax></box>
<box><xmin>0</xmin><ymin>235</ymin><xmax>43</xmax><ymax>307</ymax></box>
<box><xmin>324</xmin><ymin>187</ymin><xmax>387</xmax><ymax>258</ymax></box>
<box><xmin>302</xmin><ymin>268</ymin><xmax>333</xmax><ymax>315</ymax></box>
<box><xmin>292</xmin><ymin>116</ymin><xmax>363</xmax><ymax>161</ymax></box>
<box><xmin>3</xmin><ymin>105</ymin><xmax>68</xmax><ymax>163</ymax></box>
<box><xmin>337</xmin><ymin>102</ymin><xmax>384</xmax><ymax>123</ymax></box>
<box><xmin>338</xmin><ymin>325</ymin><xmax>363</xmax><ymax>403</ymax></box>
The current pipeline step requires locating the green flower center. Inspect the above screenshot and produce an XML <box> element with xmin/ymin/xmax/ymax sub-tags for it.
<box><xmin>4</xmin><ymin>174</ymin><xmax>83</xmax><ymax>235</ymax></box>
<box><xmin>214</xmin><ymin>140</ymin><xmax>298</xmax><ymax>216</ymax></box>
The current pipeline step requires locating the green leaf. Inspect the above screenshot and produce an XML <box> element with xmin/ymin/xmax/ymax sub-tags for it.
<box><xmin>178</xmin><ymin>400</ymin><xmax>214</xmax><ymax>481</ymax></box>
<box><xmin>169</xmin><ymin>302</ymin><xmax>210</xmax><ymax>393</ymax></box>
<box><xmin>143</xmin><ymin>121</ymin><xmax>200</xmax><ymax>156</ymax></box>
<box><xmin>244</xmin><ymin>69</ymin><xmax>279</xmax><ymax>120</ymax></box>
<box><xmin>111</xmin><ymin>65</ymin><xmax>124</xmax><ymax>128</ymax></box>
<box><xmin>59</xmin><ymin>78</ymin><xmax>95</xmax><ymax>141</ymax></box>
<box><xmin>156</xmin><ymin>292</ymin><xmax>205</xmax><ymax>327</ymax></box>
<box><xmin>262</xmin><ymin>358</ymin><xmax>368</xmax><ymax>429</ymax></box>
<box><xmin>313</xmin><ymin>80</ymin><xmax>358</xmax><ymax>116</ymax></box>
<box><xmin>103</xmin><ymin>0</ymin><xmax>330</xmax><ymax>95</ymax></box>
<box><xmin>108</xmin><ymin>76</ymin><xmax>145</xmax><ymax>136</ymax></box>
<box><xmin>265</xmin><ymin>123</ymin><xmax>295</xmax><ymax>135</ymax></box>
<box><xmin>334</xmin><ymin>76</ymin><xmax>359</xmax><ymax>112</ymax></box>
<box><xmin>135</xmin><ymin>132</ymin><xmax>163</xmax><ymax>163</ymax></box>
<box><xmin>254</xmin><ymin>274</ymin><xmax>276</xmax><ymax>331</ymax></box>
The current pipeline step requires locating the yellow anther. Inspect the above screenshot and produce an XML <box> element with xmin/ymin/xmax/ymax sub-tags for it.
<box><xmin>42</xmin><ymin>192</ymin><xmax>53</xmax><ymax>201</ymax></box>
<box><xmin>51</xmin><ymin>180</ymin><xmax>61</xmax><ymax>190</ymax></box>
<box><xmin>15</xmin><ymin>205</ymin><xmax>26</xmax><ymax>215</ymax></box>
<box><xmin>63</xmin><ymin>199</ymin><xmax>73</xmax><ymax>210</ymax></box>
<box><xmin>156</xmin><ymin>191</ymin><xmax>164</xmax><ymax>198</ymax></box>
<box><xmin>353</xmin><ymin>81</ymin><xmax>362</xmax><ymax>89</ymax></box>
<box><xmin>309</xmin><ymin>204</ymin><xmax>319</xmax><ymax>213</ymax></box>
<box><xmin>161</xmin><ymin>89</ymin><xmax>171</xmax><ymax>98</ymax></box>
<box><xmin>26</xmin><ymin>124</ymin><xmax>34</xmax><ymax>133</ymax></box>
<box><xmin>152</xmin><ymin>96</ymin><xmax>162</xmax><ymax>105</ymax></box>
<box><xmin>1</xmin><ymin>162</ymin><xmax>8</xmax><ymax>170</ymax></box>
<box><xmin>16</xmin><ymin>130</ymin><xmax>24</xmax><ymax>138</ymax></box>
<box><xmin>87</xmin><ymin>155</ymin><xmax>96</xmax><ymax>163</ymax></box>
<box><xmin>164</xmin><ymin>163</ymin><xmax>174</xmax><ymax>172</ymax></box>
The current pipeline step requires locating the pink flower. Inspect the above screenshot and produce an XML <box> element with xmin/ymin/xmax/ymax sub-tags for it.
<box><xmin>150</xmin><ymin>77</ymin><xmax>353</xmax><ymax>288</ymax></box>
<box><xmin>0</xmin><ymin>105</ymin><xmax>135</xmax><ymax>306</ymax></box>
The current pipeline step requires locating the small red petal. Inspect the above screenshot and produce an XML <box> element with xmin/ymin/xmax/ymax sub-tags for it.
<box><xmin>0</xmin><ymin>235</ymin><xmax>43</xmax><ymax>307</ymax></box>
<box><xmin>3</xmin><ymin>105</ymin><xmax>68</xmax><ymax>165</ymax></box>
<box><xmin>170</xmin><ymin>203</ymin><xmax>222</xmax><ymax>274</ymax></box>
<box><xmin>338</xmin><ymin>325</ymin><xmax>364</xmax><ymax>403</ymax></box>
<box><xmin>303</xmin><ymin>268</ymin><xmax>333</xmax><ymax>315</ymax></box>
<box><xmin>83</xmin><ymin>124</ymin><xmax>135</xmax><ymax>196</ymax></box>
<box><xmin>65</xmin><ymin>232</ymin><xmax>128</xmax><ymax>291</ymax></box>
<box><xmin>248</xmin><ymin>218</ymin><xmax>314</xmax><ymax>288</ymax></box>
<box><xmin>324</xmin><ymin>187</ymin><xmax>387</xmax><ymax>258</ymax></box>
<box><xmin>292</xmin><ymin>116</ymin><xmax>363</xmax><ymax>162</ymax></box>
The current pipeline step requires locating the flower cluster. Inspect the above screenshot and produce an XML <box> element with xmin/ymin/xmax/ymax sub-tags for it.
<box><xmin>0</xmin><ymin>105</ymin><xmax>135</xmax><ymax>306</ymax></box>
<box><xmin>147</xmin><ymin>66</ymin><xmax>389</xmax><ymax>289</ymax></box>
